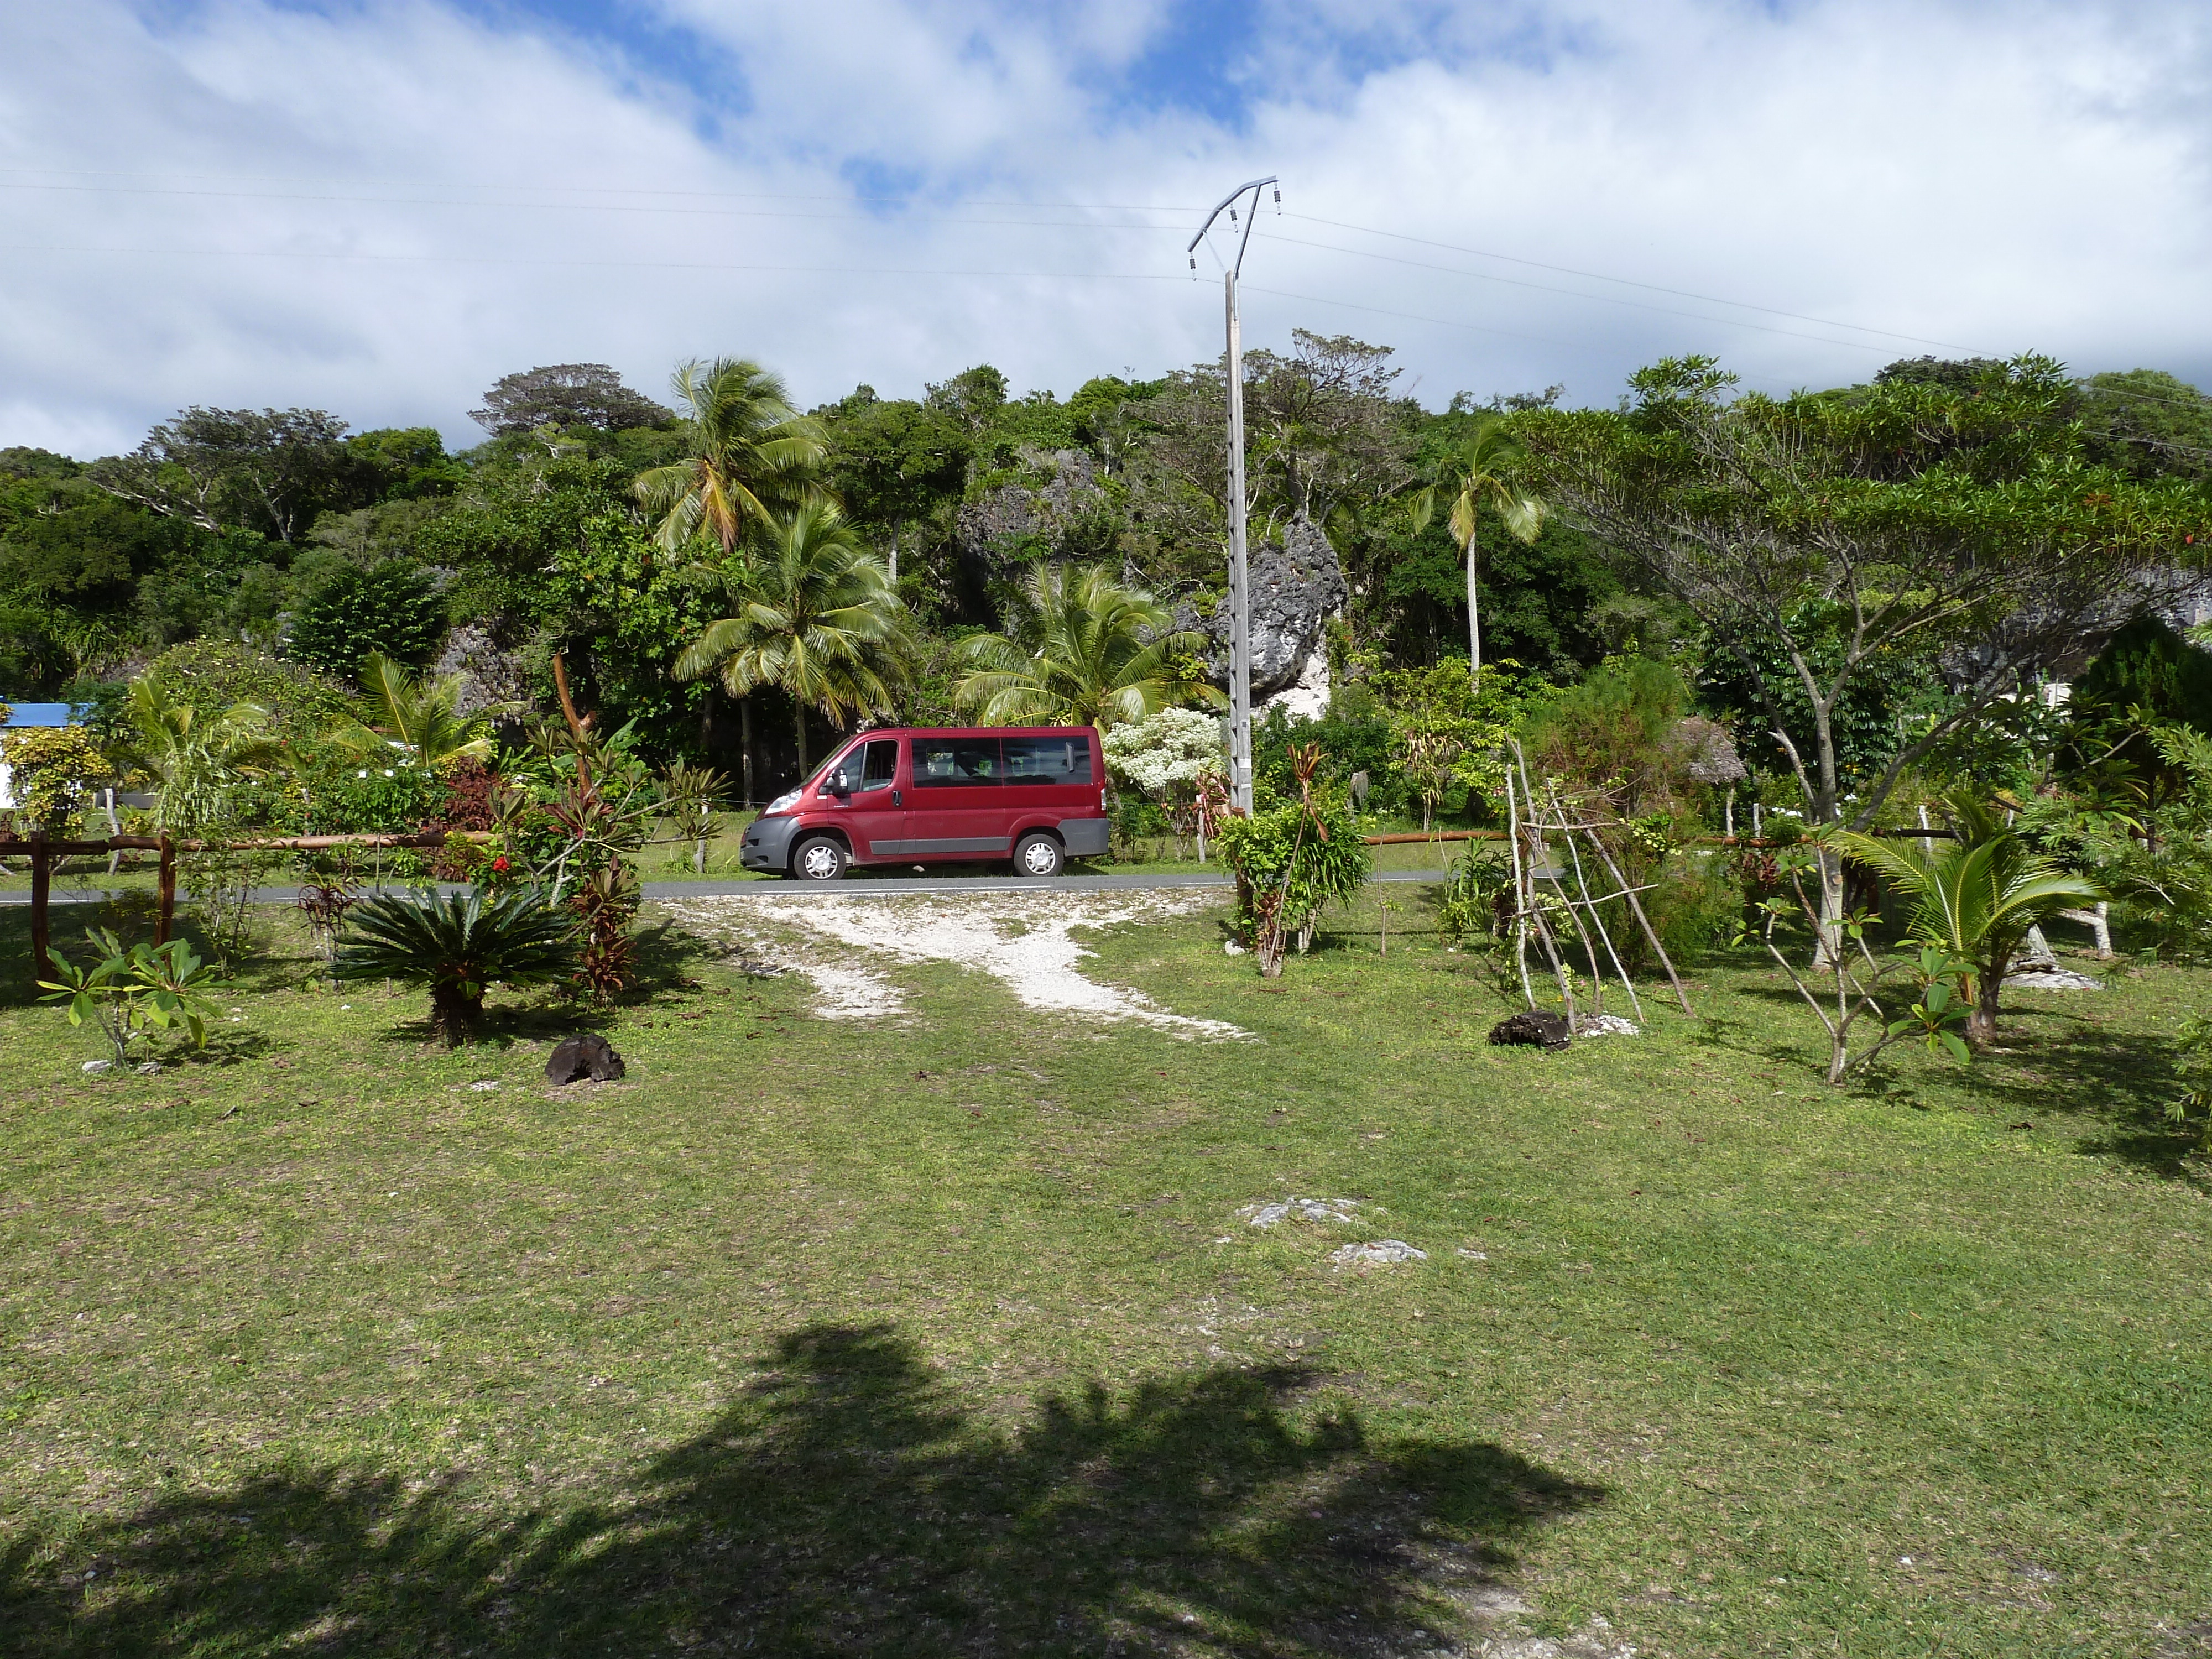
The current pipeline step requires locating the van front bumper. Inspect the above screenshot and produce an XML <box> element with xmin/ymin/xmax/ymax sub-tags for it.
<box><xmin>740</xmin><ymin>814</ymin><xmax>799</xmax><ymax>873</ymax></box>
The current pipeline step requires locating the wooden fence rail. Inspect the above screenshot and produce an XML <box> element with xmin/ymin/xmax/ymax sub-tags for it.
<box><xmin>1</xmin><ymin>830</ymin><xmax>493</xmax><ymax>971</ymax></box>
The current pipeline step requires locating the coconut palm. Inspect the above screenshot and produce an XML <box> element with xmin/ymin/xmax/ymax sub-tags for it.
<box><xmin>674</xmin><ymin>502</ymin><xmax>907</xmax><ymax>776</ymax></box>
<box><xmin>112</xmin><ymin>671</ymin><xmax>284</xmax><ymax>831</ymax></box>
<box><xmin>1834</xmin><ymin>792</ymin><xmax>2104</xmax><ymax>1046</ymax></box>
<box><xmin>1410</xmin><ymin>416</ymin><xmax>1547</xmax><ymax>680</ymax></box>
<box><xmin>328</xmin><ymin>653</ymin><xmax>510</xmax><ymax>770</ymax></box>
<box><xmin>634</xmin><ymin>358</ymin><xmax>827</xmax><ymax>557</ymax></box>
<box><xmin>953</xmin><ymin>562</ymin><xmax>1223</xmax><ymax>732</ymax></box>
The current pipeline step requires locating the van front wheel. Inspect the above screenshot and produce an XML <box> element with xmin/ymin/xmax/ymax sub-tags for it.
<box><xmin>1013</xmin><ymin>832</ymin><xmax>1064</xmax><ymax>878</ymax></box>
<box><xmin>793</xmin><ymin>835</ymin><xmax>849</xmax><ymax>881</ymax></box>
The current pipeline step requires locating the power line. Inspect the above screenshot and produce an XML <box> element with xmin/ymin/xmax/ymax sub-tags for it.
<box><xmin>0</xmin><ymin>243</ymin><xmax>1188</xmax><ymax>281</ymax></box>
<box><xmin>1254</xmin><ymin>227</ymin><xmax>1908</xmax><ymax>355</ymax></box>
<box><xmin>1286</xmin><ymin>211</ymin><xmax>2212</xmax><ymax>422</ymax></box>
<box><xmin>0</xmin><ymin>168</ymin><xmax>1206</xmax><ymax>215</ymax></box>
<box><xmin>1283</xmin><ymin>211</ymin><xmax>1981</xmax><ymax>353</ymax></box>
<box><xmin>1237</xmin><ymin>283</ymin><xmax>1807</xmax><ymax>398</ymax></box>
<box><xmin>0</xmin><ymin>180</ymin><xmax>1188</xmax><ymax>232</ymax></box>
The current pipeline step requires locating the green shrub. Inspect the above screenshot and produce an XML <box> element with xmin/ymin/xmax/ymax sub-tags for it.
<box><xmin>288</xmin><ymin>561</ymin><xmax>445</xmax><ymax>680</ymax></box>
<box><xmin>1642</xmin><ymin>853</ymin><xmax>1742</xmax><ymax>967</ymax></box>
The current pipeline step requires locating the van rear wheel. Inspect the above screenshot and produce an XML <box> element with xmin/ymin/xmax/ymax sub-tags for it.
<box><xmin>1013</xmin><ymin>832</ymin><xmax>1064</xmax><ymax>878</ymax></box>
<box><xmin>793</xmin><ymin>835</ymin><xmax>848</xmax><ymax>881</ymax></box>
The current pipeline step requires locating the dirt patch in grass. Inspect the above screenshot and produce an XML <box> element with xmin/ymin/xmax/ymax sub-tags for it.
<box><xmin>681</xmin><ymin>891</ymin><xmax>1250</xmax><ymax>1039</ymax></box>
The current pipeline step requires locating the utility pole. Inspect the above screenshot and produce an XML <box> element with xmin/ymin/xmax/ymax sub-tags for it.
<box><xmin>1188</xmin><ymin>175</ymin><xmax>1278</xmax><ymax>816</ymax></box>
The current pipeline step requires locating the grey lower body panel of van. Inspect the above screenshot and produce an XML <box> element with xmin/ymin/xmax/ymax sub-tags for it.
<box><xmin>1057</xmin><ymin>817</ymin><xmax>1109</xmax><ymax>856</ymax></box>
<box><xmin>740</xmin><ymin>815</ymin><xmax>800</xmax><ymax>871</ymax></box>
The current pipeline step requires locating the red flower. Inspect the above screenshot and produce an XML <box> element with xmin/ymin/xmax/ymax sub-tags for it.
<box><xmin>491</xmin><ymin>856</ymin><xmax>511</xmax><ymax>873</ymax></box>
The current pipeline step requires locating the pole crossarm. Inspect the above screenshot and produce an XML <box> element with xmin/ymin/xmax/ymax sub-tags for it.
<box><xmin>1186</xmin><ymin>176</ymin><xmax>1279</xmax><ymax>275</ymax></box>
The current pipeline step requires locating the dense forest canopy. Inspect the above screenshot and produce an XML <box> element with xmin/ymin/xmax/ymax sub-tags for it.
<box><xmin>6</xmin><ymin>341</ymin><xmax>2211</xmax><ymax>803</ymax></box>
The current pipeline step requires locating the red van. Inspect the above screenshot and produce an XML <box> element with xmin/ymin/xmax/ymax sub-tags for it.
<box><xmin>739</xmin><ymin>726</ymin><xmax>1109</xmax><ymax>880</ymax></box>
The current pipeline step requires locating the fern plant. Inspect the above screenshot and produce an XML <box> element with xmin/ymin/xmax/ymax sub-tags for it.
<box><xmin>333</xmin><ymin>888</ymin><xmax>576</xmax><ymax>1046</ymax></box>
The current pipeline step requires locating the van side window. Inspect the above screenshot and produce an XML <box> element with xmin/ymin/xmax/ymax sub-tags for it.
<box><xmin>912</xmin><ymin>737</ymin><xmax>1003</xmax><ymax>787</ymax></box>
<box><xmin>1001</xmin><ymin>735</ymin><xmax>1093</xmax><ymax>784</ymax></box>
<box><xmin>857</xmin><ymin>739</ymin><xmax>898</xmax><ymax>792</ymax></box>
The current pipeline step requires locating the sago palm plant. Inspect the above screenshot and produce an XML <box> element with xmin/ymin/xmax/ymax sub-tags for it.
<box><xmin>1834</xmin><ymin>793</ymin><xmax>2104</xmax><ymax>1046</ymax></box>
<box><xmin>333</xmin><ymin>888</ymin><xmax>576</xmax><ymax>1046</ymax></box>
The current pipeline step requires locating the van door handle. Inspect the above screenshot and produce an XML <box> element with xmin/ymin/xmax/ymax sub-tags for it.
<box><xmin>892</xmin><ymin>789</ymin><xmax>902</xmax><ymax>806</ymax></box>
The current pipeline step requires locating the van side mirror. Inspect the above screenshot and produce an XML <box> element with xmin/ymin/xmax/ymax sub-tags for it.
<box><xmin>827</xmin><ymin>769</ymin><xmax>853</xmax><ymax>797</ymax></box>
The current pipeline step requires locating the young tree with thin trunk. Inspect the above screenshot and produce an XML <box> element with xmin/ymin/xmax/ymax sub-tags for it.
<box><xmin>1410</xmin><ymin>416</ymin><xmax>1548</xmax><ymax>680</ymax></box>
<box><xmin>1522</xmin><ymin>354</ymin><xmax>2210</xmax><ymax>959</ymax></box>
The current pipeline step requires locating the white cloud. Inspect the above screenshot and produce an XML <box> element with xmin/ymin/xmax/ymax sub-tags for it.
<box><xmin>0</xmin><ymin>0</ymin><xmax>2206</xmax><ymax>458</ymax></box>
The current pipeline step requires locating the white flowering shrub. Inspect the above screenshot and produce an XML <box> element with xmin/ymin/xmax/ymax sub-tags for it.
<box><xmin>1102</xmin><ymin>707</ymin><xmax>1227</xmax><ymax>800</ymax></box>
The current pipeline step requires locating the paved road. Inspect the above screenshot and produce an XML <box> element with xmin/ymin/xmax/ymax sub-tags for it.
<box><xmin>1</xmin><ymin>868</ymin><xmax>1454</xmax><ymax>907</ymax></box>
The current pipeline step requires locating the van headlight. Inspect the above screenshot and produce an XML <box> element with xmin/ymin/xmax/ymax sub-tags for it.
<box><xmin>762</xmin><ymin>789</ymin><xmax>802</xmax><ymax>817</ymax></box>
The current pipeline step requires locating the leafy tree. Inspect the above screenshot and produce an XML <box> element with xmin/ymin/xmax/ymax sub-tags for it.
<box><xmin>821</xmin><ymin>393</ymin><xmax>971</xmax><ymax>580</ymax></box>
<box><xmin>414</xmin><ymin>452</ymin><xmax>635</xmax><ymax>630</ymax></box>
<box><xmin>338</xmin><ymin>427</ymin><xmax>469</xmax><ymax>500</ymax></box>
<box><xmin>2062</xmin><ymin>616</ymin><xmax>2212</xmax><ymax>810</ymax></box>
<box><xmin>287</xmin><ymin>562</ymin><xmax>446</xmax><ymax>680</ymax></box>
<box><xmin>674</xmin><ymin>503</ymin><xmax>906</xmax><ymax>776</ymax></box>
<box><xmin>0</xmin><ymin>725</ymin><xmax>107</xmax><ymax>832</ymax></box>
<box><xmin>2077</xmin><ymin>370</ymin><xmax>2212</xmax><ymax>482</ymax></box>
<box><xmin>925</xmin><ymin>364</ymin><xmax>1009</xmax><ymax>430</ymax></box>
<box><xmin>953</xmin><ymin>563</ymin><xmax>1221</xmax><ymax>731</ymax></box>
<box><xmin>1410</xmin><ymin>415</ymin><xmax>1547</xmax><ymax>679</ymax></box>
<box><xmin>1371</xmin><ymin>664</ymin><xmax>1521</xmax><ymax>831</ymax></box>
<box><xmin>636</xmin><ymin>359</ymin><xmax>827</xmax><ymax>557</ymax></box>
<box><xmin>471</xmin><ymin>364</ymin><xmax>672</xmax><ymax>436</ymax></box>
<box><xmin>141</xmin><ymin>639</ymin><xmax>354</xmax><ymax>732</ymax></box>
<box><xmin>1524</xmin><ymin>353</ymin><xmax>2211</xmax><ymax>949</ymax></box>
<box><xmin>1696</xmin><ymin>604</ymin><xmax>1944</xmax><ymax>792</ymax></box>
<box><xmin>91</xmin><ymin>407</ymin><xmax>353</xmax><ymax>541</ymax></box>
<box><xmin>1142</xmin><ymin>330</ymin><xmax>1417</xmax><ymax>541</ymax></box>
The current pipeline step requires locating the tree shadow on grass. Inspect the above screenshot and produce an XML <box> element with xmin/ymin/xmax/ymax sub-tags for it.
<box><xmin>1704</xmin><ymin>975</ymin><xmax>2210</xmax><ymax>1184</ymax></box>
<box><xmin>1</xmin><ymin>1325</ymin><xmax>1601</xmax><ymax>1658</ymax></box>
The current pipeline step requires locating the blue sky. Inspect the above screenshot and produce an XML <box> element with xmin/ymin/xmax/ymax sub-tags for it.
<box><xmin>3</xmin><ymin>0</ymin><xmax>2209</xmax><ymax>455</ymax></box>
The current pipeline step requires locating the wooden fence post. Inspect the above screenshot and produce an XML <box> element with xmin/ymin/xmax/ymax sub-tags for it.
<box><xmin>156</xmin><ymin>833</ymin><xmax>176</xmax><ymax>946</ymax></box>
<box><xmin>29</xmin><ymin>829</ymin><xmax>50</xmax><ymax>972</ymax></box>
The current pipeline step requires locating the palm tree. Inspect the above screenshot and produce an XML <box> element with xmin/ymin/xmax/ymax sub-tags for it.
<box><xmin>1834</xmin><ymin>792</ymin><xmax>2104</xmax><ymax>1047</ymax></box>
<box><xmin>1410</xmin><ymin>416</ymin><xmax>1547</xmax><ymax>680</ymax></box>
<box><xmin>329</xmin><ymin>654</ymin><xmax>510</xmax><ymax>770</ymax></box>
<box><xmin>634</xmin><ymin>358</ymin><xmax>827</xmax><ymax>557</ymax></box>
<box><xmin>953</xmin><ymin>563</ymin><xmax>1223</xmax><ymax>731</ymax></box>
<box><xmin>112</xmin><ymin>671</ymin><xmax>284</xmax><ymax>832</ymax></box>
<box><xmin>674</xmin><ymin>502</ymin><xmax>907</xmax><ymax>776</ymax></box>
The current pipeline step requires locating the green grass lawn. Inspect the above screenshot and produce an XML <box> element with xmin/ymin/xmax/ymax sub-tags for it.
<box><xmin>1</xmin><ymin>891</ymin><xmax>2207</xmax><ymax>1657</ymax></box>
